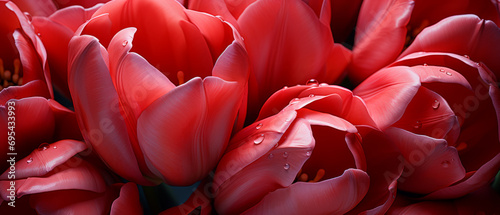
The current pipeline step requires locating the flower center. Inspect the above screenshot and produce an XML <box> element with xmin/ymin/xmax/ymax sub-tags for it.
<box><xmin>296</xmin><ymin>168</ymin><xmax>325</xmax><ymax>182</ymax></box>
<box><xmin>0</xmin><ymin>58</ymin><xmax>23</xmax><ymax>89</ymax></box>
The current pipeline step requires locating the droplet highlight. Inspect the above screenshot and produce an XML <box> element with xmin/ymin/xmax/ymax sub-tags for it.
<box><xmin>413</xmin><ymin>120</ymin><xmax>422</xmax><ymax>129</ymax></box>
<box><xmin>306</xmin><ymin>79</ymin><xmax>319</xmax><ymax>86</ymax></box>
<box><xmin>306</xmin><ymin>151</ymin><xmax>312</xmax><ymax>157</ymax></box>
<box><xmin>254</xmin><ymin>134</ymin><xmax>264</xmax><ymax>145</ymax></box>
<box><xmin>24</xmin><ymin>12</ymin><xmax>32</xmax><ymax>22</ymax></box>
<box><xmin>432</xmin><ymin>100</ymin><xmax>440</xmax><ymax>109</ymax></box>
<box><xmin>441</xmin><ymin>160</ymin><xmax>450</xmax><ymax>168</ymax></box>
<box><xmin>283</xmin><ymin>163</ymin><xmax>290</xmax><ymax>170</ymax></box>
<box><xmin>289</xmin><ymin>98</ymin><xmax>300</xmax><ymax>105</ymax></box>
<box><xmin>255</xmin><ymin>123</ymin><xmax>263</xmax><ymax>130</ymax></box>
<box><xmin>308</xmin><ymin>94</ymin><xmax>315</xmax><ymax>97</ymax></box>
<box><xmin>122</xmin><ymin>40</ymin><xmax>128</xmax><ymax>46</ymax></box>
<box><xmin>463</xmin><ymin>55</ymin><xmax>470</xmax><ymax>59</ymax></box>
<box><xmin>423</xmin><ymin>63</ymin><xmax>428</xmax><ymax>66</ymax></box>
<box><xmin>283</xmin><ymin>151</ymin><xmax>289</xmax><ymax>158</ymax></box>
<box><xmin>27</xmin><ymin>157</ymin><xmax>33</xmax><ymax>164</ymax></box>
<box><xmin>268</xmin><ymin>153</ymin><xmax>274</xmax><ymax>159</ymax></box>
<box><xmin>38</xmin><ymin>143</ymin><xmax>50</xmax><ymax>151</ymax></box>
<box><xmin>445</xmin><ymin>72</ymin><xmax>452</xmax><ymax>76</ymax></box>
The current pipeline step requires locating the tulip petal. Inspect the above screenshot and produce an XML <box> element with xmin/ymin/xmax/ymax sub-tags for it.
<box><xmin>10</xmin><ymin>0</ymin><xmax>56</xmax><ymax>17</ymax></box>
<box><xmin>188</xmin><ymin>0</ymin><xmax>239</xmax><ymax>27</ymax></box>
<box><xmin>238</xmin><ymin>0</ymin><xmax>343</xmax><ymax>113</ymax></box>
<box><xmin>385</xmin><ymin>127</ymin><xmax>465</xmax><ymax>194</ymax></box>
<box><xmin>214</xmin><ymin>118</ymin><xmax>314</xmax><ymax>214</ymax></box>
<box><xmin>137</xmin><ymin>77</ymin><xmax>242</xmax><ymax>186</ymax></box>
<box><xmin>110</xmin><ymin>183</ymin><xmax>143</xmax><ymax>215</ymax></box>
<box><xmin>0</xmin><ymin>80</ymin><xmax>51</xmax><ymax>105</ymax></box>
<box><xmin>350</xmin><ymin>0</ymin><xmax>414</xmax><ymax>83</ymax></box>
<box><xmin>0</xmin><ymin>97</ymin><xmax>55</xmax><ymax>172</ymax></box>
<box><xmin>68</xmin><ymin>35</ymin><xmax>151</xmax><ymax>185</ymax></box>
<box><xmin>185</xmin><ymin>10</ymin><xmax>234</xmax><ymax>62</ymax></box>
<box><xmin>12</xmin><ymin>29</ymin><xmax>45</xmax><ymax>84</ymax></box>
<box><xmin>243</xmin><ymin>169</ymin><xmax>369</xmax><ymax>215</ymax></box>
<box><xmin>48</xmin><ymin>99</ymin><xmax>83</xmax><ymax>141</ymax></box>
<box><xmin>354</xmin><ymin>66</ymin><xmax>421</xmax><ymax>129</ymax></box>
<box><xmin>401</xmin><ymin>14</ymin><xmax>500</xmax><ymax>79</ymax></box>
<box><xmin>29</xmin><ymin>189</ymin><xmax>115</xmax><ymax>215</ymax></box>
<box><xmin>48</xmin><ymin>5</ymin><xmax>102</xmax><ymax>32</ymax></box>
<box><xmin>0</xmin><ymin>140</ymin><xmax>86</xmax><ymax>180</ymax></box>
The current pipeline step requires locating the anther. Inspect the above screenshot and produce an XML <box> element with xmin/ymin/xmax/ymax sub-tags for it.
<box><xmin>309</xmin><ymin>169</ymin><xmax>325</xmax><ymax>182</ymax></box>
<box><xmin>177</xmin><ymin>71</ymin><xmax>185</xmax><ymax>85</ymax></box>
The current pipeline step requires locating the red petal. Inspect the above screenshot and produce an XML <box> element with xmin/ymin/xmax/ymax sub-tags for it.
<box><xmin>0</xmin><ymin>80</ymin><xmax>51</xmax><ymax>104</ymax></box>
<box><xmin>243</xmin><ymin>169</ymin><xmax>369</xmax><ymax>214</ymax></box>
<box><xmin>137</xmin><ymin>77</ymin><xmax>242</xmax><ymax>186</ymax></box>
<box><xmin>188</xmin><ymin>0</ymin><xmax>239</xmax><ymax>27</ymax></box>
<box><xmin>0</xmin><ymin>140</ymin><xmax>86</xmax><ymax>180</ymax></box>
<box><xmin>354</xmin><ymin>66</ymin><xmax>421</xmax><ymax>129</ymax></box>
<box><xmin>214</xmin><ymin>118</ymin><xmax>314</xmax><ymax>214</ymax></box>
<box><xmin>110</xmin><ymin>183</ymin><xmax>143</xmax><ymax>215</ymax></box>
<box><xmin>402</xmin><ymin>15</ymin><xmax>500</xmax><ymax>79</ymax></box>
<box><xmin>29</xmin><ymin>189</ymin><xmax>115</xmax><ymax>215</ymax></box>
<box><xmin>10</xmin><ymin>0</ymin><xmax>56</xmax><ymax>16</ymax></box>
<box><xmin>49</xmin><ymin>4</ymin><xmax>102</xmax><ymax>32</ymax></box>
<box><xmin>350</xmin><ymin>0</ymin><xmax>414</xmax><ymax>83</ymax></box>
<box><xmin>385</xmin><ymin>127</ymin><xmax>465</xmax><ymax>194</ymax></box>
<box><xmin>68</xmin><ymin>35</ymin><xmax>152</xmax><ymax>185</ymax></box>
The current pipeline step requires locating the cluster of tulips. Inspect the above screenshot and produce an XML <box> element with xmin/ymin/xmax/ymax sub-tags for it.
<box><xmin>1</xmin><ymin>0</ymin><xmax>500</xmax><ymax>214</ymax></box>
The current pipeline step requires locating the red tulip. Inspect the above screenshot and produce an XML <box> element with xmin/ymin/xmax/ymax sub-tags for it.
<box><xmin>212</xmin><ymin>84</ymin><xmax>402</xmax><ymax>214</ymax></box>
<box><xmin>354</xmin><ymin>22</ymin><xmax>500</xmax><ymax>197</ymax></box>
<box><xmin>10</xmin><ymin>0</ymin><xmax>109</xmax><ymax>16</ymax></box>
<box><xmin>0</xmin><ymin>140</ymin><xmax>143</xmax><ymax>214</ymax></box>
<box><xmin>349</xmin><ymin>0</ymin><xmax>500</xmax><ymax>84</ymax></box>
<box><xmin>69</xmin><ymin>4</ymin><xmax>249</xmax><ymax>186</ymax></box>
<box><xmin>29</xmin><ymin>4</ymin><xmax>101</xmax><ymax>99</ymax></box>
<box><xmin>0</xmin><ymin>0</ymin><xmax>52</xmax><ymax>100</ymax></box>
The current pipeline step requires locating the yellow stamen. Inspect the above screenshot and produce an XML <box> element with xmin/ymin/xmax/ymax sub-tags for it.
<box><xmin>177</xmin><ymin>71</ymin><xmax>185</xmax><ymax>85</ymax></box>
<box><xmin>0</xmin><ymin>58</ymin><xmax>23</xmax><ymax>87</ymax></box>
<box><xmin>309</xmin><ymin>169</ymin><xmax>325</xmax><ymax>182</ymax></box>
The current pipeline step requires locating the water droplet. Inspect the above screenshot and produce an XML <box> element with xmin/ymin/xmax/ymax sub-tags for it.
<box><xmin>255</xmin><ymin>123</ymin><xmax>263</xmax><ymax>130</ymax></box>
<box><xmin>289</xmin><ymin>98</ymin><xmax>300</xmax><ymax>105</ymax></box>
<box><xmin>274</xmin><ymin>143</ymin><xmax>279</xmax><ymax>148</ymax></box>
<box><xmin>37</xmin><ymin>32</ymin><xmax>41</xmax><ymax>37</ymax></box>
<box><xmin>464</xmin><ymin>54</ymin><xmax>470</xmax><ymax>59</ymax></box>
<box><xmin>308</xmin><ymin>94</ymin><xmax>315</xmax><ymax>97</ymax></box>
<box><xmin>38</xmin><ymin>143</ymin><xmax>50</xmax><ymax>151</ymax></box>
<box><xmin>441</xmin><ymin>160</ymin><xmax>450</xmax><ymax>168</ymax></box>
<box><xmin>423</xmin><ymin>63</ymin><xmax>428</xmax><ymax>66</ymax></box>
<box><xmin>254</xmin><ymin>134</ymin><xmax>264</xmax><ymax>145</ymax></box>
<box><xmin>122</xmin><ymin>40</ymin><xmax>128</xmax><ymax>46</ymax></box>
<box><xmin>439</xmin><ymin>69</ymin><xmax>445</xmax><ymax>72</ymax></box>
<box><xmin>283</xmin><ymin>163</ymin><xmax>290</xmax><ymax>170</ymax></box>
<box><xmin>306</xmin><ymin>151</ymin><xmax>312</xmax><ymax>157</ymax></box>
<box><xmin>283</xmin><ymin>152</ymin><xmax>289</xmax><ymax>158</ymax></box>
<box><xmin>445</xmin><ymin>72</ymin><xmax>452</xmax><ymax>76</ymax></box>
<box><xmin>413</xmin><ymin>120</ymin><xmax>422</xmax><ymax>129</ymax></box>
<box><xmin>53</xmin><ymin>146</ymin><xmax>57</xmax><ymax>149</ymax></box>
<box><xmin>319</xmin><ymin>83</ymin><xmax>329</xmax><ymax>87</ymax></box>
<box><xmin>27</xmin><ymin>157</ymin><xmax>33</xmax><ymax>164</ymax></box>
<box><xmin>432</xmin><ymin>100</ymin><xmax>440</xmax><ymax>109</ymax></box>
<box><xmin>283</xmin><ymin>86</ymin><xmax>288</xmax><ymax>90</ymax></box>
<box><xmin>306</xmin><ymin>79</ymin><xmax>319</xmax><ymax>86</ymax></box>
<box><xmin>24</xmin><ymin>12</ymin><xmax>32</xmax><ymax>22</ymax></box>
<box><xmin>268</xmin><ymin>153</ymin><xmax>274</xmax><ymax>159</ymax></box>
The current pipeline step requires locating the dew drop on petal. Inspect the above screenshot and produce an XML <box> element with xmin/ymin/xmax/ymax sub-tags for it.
<box><xmin>439</xmin><ymin>69</ymin><xmax>445</xmax><ymax>72</ymax></box>
<box><xmin>446</xmin><ymin>72</ymin><xmax>452</xmax><ymax>76</ymax></box>
<box><xmin>37</xmin><ymin>33</ymin><xmax>41</xmax><ymax>37</ymax></box>
<box><xmin>306</xmin><ymin>151</ymin><xmax>312</xmax><ymax>157</ymax></box>
<box><xmin>53</xmin><ymin>146</ymin><xmax>57</xmax><ymax>149</ymax></box>
<box><xmin>122</xmin><ymin>40</ymin><xmax>128</xmax><ymax>46</ymax></box>
<box><xmin>413</xmin><ymin>120</ymin><xmax>422</xmax><ymax>129</ymax></box>
<box><xmin>306</xmin><ymin>79</ymin><xmax>319</xmax><ymax>86</ymax></box>
<box><xmin>464</xmin><ymin>55</ymin><xmax>470</xmax><ymax>59</ymax></box>
<box><xmin>319</xmin><ymin>83</ymin><xmax>329</xmax><ymax>87</ymax></box>
<box><xmin>308</xmin><ymin>94</ymin><xmax>315</xmax><ymax>97</ymax></box>
<box><xmin>423</xmin><ymin>63</ymin><xmax>428</xmax><ymax>66</ymax></box>
<box><xmin>254</xmin><ymin>134</ymin><xmax>264</xmax><ymax>145</ymax></box>
<box><xmin>268</xmin><ymin>153</ymin><xmax>274</xmax><ymax>159</ymax></box>
<box><xmin>38</xmin><ymin>143</ymin><xmax>50</xmax><ymax>151</ymax></box>
<box><xmin>27</xmin><ymin>157</ymin><xmax>33</xmax><ymax>164</ymax></box>
<box><xmin>24</xmin><ymin>12</ymin><xmax>32</xmax><ymax>22</ymax></box>
<box><xmin>283</xmin><ymin>151</ymin><xmax>288</xmax><ymax>158</ymax></box>
<box><xmin>255</xmin><ymin>123</ymin><xmax>263</xmax><ymax>130</ymax></box>
<box><xmin>283</xmin><ymin>163</ymin><xmax>290</xmax><ymax>170</ymax></box>
<box><xmin>432</xmin><ymin>100</ymin><xmax>440</xmax><ymax>109</ymax></box>
<box><xmin>289</xmin><ymin>98</ymin><xmax>300</xmax><ymax>104</ymax></box>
